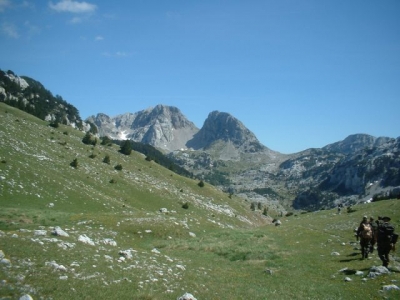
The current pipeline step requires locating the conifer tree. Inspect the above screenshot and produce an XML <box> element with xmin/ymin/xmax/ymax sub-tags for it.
<box><xmin>119</xmin><ymin>140</ymin><xmax>132</xmax><ymax>155</ymax></box>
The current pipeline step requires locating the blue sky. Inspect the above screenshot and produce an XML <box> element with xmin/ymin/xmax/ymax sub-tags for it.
<box><xmin>1</xmin><ymin>0</ymin><xmax>399</xmax><ymax>154</ymax></box>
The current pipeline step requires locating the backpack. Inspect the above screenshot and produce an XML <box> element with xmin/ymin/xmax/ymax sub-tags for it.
<box><xmin>378</xmin><ymin>223</ymin><xmax>395</xmax><ymax>242</ymax></box>
<box><xmin>361</xmin><ymin>223</ymin><xmax>372</xmax><ymax>239</ymax></box>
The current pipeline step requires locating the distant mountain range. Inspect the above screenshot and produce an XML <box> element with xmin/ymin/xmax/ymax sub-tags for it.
<box><xmin>2</xmin><ymin>69</ymin><xmax>399</xmax><ymax>210</ymax></box>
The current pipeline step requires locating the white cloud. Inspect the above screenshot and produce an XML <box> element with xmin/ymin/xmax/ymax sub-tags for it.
<box><xmin>0</xmin><ymin>0</ymin><xmax>11</xmax><ymax>12</ymax></box>
<box><xmin>49</xmin><ymin>0</ymin><xmax>97</xmax><ymax>14</ymax></box>
<box><xmin>2</xmin><ymin>22</ymin><xmax>19</xmax><ymax>38</ymax></box>
<box><xmin>95</xmin><ymin>35</ymin><xmax>104</xmax><ymax>41</ymax></box>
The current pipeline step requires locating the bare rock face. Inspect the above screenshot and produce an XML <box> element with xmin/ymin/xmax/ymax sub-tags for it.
<box><xmin>87</xmin><ymin>105</ymin><xmax>199</xmax><ymax>152</ymax></box>
<box><xmin>187</xmin><ymin>111</ymin><xmax>264</xmax><ymax>153</ymax></box>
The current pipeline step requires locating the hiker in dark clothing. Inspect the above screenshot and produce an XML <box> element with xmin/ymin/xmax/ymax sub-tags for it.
<box><xmin>337</xmin><ymin>203</ymin><xmax>343</xmax><ymax>214</ymax></box>
<box><xmin>376</xmin><ymin>216</ymin><xmax>396</xmax><ymax>267</ymax></box>
<box><xmin>369</xmin><ymin>217</ymin><xmax>378</xmax><ymax>253</ymax></box>
<box><xmin>357</xmin><ymin>216</ymin><xmax>373</xmax><ymax>259</ymax></box>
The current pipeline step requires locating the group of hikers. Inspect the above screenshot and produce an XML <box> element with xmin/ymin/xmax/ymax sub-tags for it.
<box><xmin>356</xmin><ymin>215</ymin><xmax>398</xmax><ymax>267</ymax></box>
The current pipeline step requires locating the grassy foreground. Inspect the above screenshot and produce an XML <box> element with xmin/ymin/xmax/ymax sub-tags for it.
<box><xmin>0</xmin><ymin>103</ymin><xmax>399</xmax><ymax>299</ymax></box>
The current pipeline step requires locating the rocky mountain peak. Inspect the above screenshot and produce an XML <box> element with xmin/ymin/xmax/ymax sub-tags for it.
<box><xmin>186</xmin><ymin>110</ymin><xmax>264</xmax><ymax>152</ymax></box>
<box><xmin>133</xmin><ymin>104</ymin><xmax>194</xmax><ymax>130</ymax></box>
<box><xmin>86</xmin><ymin>105</ymin><xmax>199</xmax><ymax>152</ymax></box>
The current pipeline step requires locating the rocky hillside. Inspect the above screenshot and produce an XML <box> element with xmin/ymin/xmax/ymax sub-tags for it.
<box><xmin>0</xmin><ymin>101</ymin><xmax>266</xmax><ymax>231</ymax></box>
<box><xmin>0</xmin><ymin>69</ymin><xmax>83</xmax><ymax>129</ymax></box>
<box><xmin>277</xmin><ymin>135</ymin><xmax>400</xmax><ymax>210</ymax></box>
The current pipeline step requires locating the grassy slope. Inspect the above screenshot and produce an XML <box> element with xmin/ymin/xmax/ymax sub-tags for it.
<box><xmin>0</xmin><ymin>102</ymin><xmax>399</xmax><ymax>300</ymax></box>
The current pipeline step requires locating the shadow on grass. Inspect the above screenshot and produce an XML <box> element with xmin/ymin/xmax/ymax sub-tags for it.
<box><xmin>339</xmin><ymin>258</ymin><xmax>361</xmax><ymax>263</ymax></box>
<box><xmin>339</xmin><ymin>252</ymin><xmax>361</xmax><ymax>262</ymax></box>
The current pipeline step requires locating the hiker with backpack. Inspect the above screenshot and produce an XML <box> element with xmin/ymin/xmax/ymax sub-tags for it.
<box><xmin>376</xmin><ymin>216</ymin><xmax>398</xmax><ymax>267</ymax></box>
<box><xmin>357</xmin><ymin>216</ymin><xmax>373</xmax><ymax>259</ymax></box>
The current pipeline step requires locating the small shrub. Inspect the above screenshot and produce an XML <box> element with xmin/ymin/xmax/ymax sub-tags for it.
<box><xmin>70</xmin><ymin>158</ymin><xmax>78</xmax><ymax>168</ymax></box>
<box><xmin>63</xmin><ymin>131</ymin><xmax>68</xmax><ymax>135</ymax></box>
<box><xmin>82</xmin><ymin>132</ymin><xmax>98</xmax><ymax>146</ymax></box>
<box><xmin>182</xmin><ymin>202</ymin><xmax>189</xmax><ymax>209</ymax></box>
<box><xmin>109</xmin><ymin>179</ymin><xmax>117</xmax><ymax>184</ymax></box>
<box><xmin>286</xmin><ymin>212</ymin><xmax>294</xmax><ymax>217</ymax></box>
<box><xmin>115</xmin><ymin>164</ymin><xmax>123</xmax><ymax>171</ymax></box>
<box><xmin>103</xmin><ymin>155</ymin><xmax>111</xmax><ymax>164</ymax></box>
<box><xmin>49</xmin><ymin>121</ymin><xmax>59</xmax><ymax>128</ymax></box>
<box><xmin>347</xmin><ymin>206</ymin><xmax>356</xmax><ymax>213</ymax></box>
<box><xmin>198</xmin><ymin>180</ymin><xmax>205</xmax><ymax>187</ymax></box>
<box><xmin>89</xmin><ymin>153</ymin><xmax>97</xmax><ymax>159</ymax></box>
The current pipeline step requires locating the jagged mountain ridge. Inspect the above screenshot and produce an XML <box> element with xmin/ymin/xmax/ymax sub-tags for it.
<box><xmin>87</xmin><ymin>106</ymin><xmax>278</xmax><ymax>156</ymax></box>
